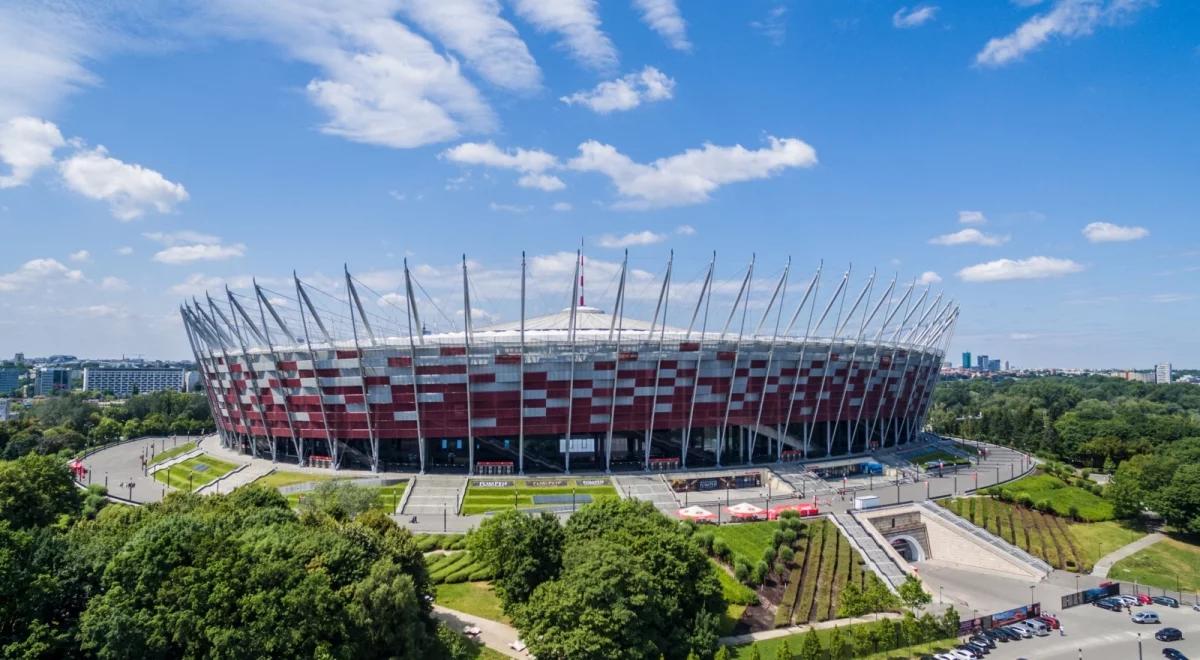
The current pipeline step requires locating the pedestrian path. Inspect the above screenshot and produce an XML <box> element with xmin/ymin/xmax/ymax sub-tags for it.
<box><xmin>402</xmin><ymin>475</ymin><xmax>465</xmax><ymax>517</ymax></box>
<box><xmin>196</xmin><ymin>460</ymin><xmax>273</xmax><ymax>494</ymax></box>
<box><xmin>615</xmin><ymin>474</ymin><xmax>677</xmax><ymax>512</ymax></box>
<box><xmin>1090</xmin><ymin>532</ymin><xmax>1163</xmax><ymax>577</ymax></box>
<box><xmin>431</xmin><ymin>605</ymin><xmax>523</xmax><ymax>658</ymax></box>
<box><xmin>719</xmin><ymin>612</ymin><xmax>902</xmax><ymax>645</ymax></box>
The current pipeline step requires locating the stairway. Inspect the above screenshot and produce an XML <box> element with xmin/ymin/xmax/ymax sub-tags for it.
<box><xmin>401</xmin><ymin>475</ymin><xmax>466</xmax><ymax>518</ymax></box>
<box><xmin>615</xmin><ymin>474</ymin><xmax>678</xmax><ymax>513</ymax></box>
<box><xmin>830</xmin><ymin>511</ymin><xmax>910</xmax><ymax>591</ymax></box>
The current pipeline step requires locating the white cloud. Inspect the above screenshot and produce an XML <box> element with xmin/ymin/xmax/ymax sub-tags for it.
<box><xmin>58</xmin><ymin>146</ymin><xmax>188</xmax><ymax>220</ymax></box>
<box><xmin>0</xmin><ymin>6</ymin><xmax>101</xmax><ymax>119</ymax></box>
<box><xmin>957</xmin><ymin>256</ymin><xmax>1083</xmax><ymax>282</ymax></box>
<box><xmin>399</xmin><ymin>0</ymin><xmax>541</xmax><ymax>92</ymax></box>
<box><xmin>958</xmin><ymin>210</ymin><xmax>987</xmax><ymax>225</ymax></box>
<box><xmin>116</xmin><ymin>246</ymin><xmax>134</xmax><ymax>256</ymax></box>
<box><xmin>1009</xmin><ymin>332</ymin><xmax>1038</xmax><ymax>340</ymax></box>
<box><xmin>632</xmin><ymin>0</ymin><xmax>691</xmax><ymax>51</ymax></box>
<box><xmin>976</xmin><ymin>0</ymin><xmax>1154</xmax><ymax>67</ymax></box>
<box><xmin>68</xmin><ymin>250</ymin><xmax>91</xmax><ymax>263</ymax></box>
<box><xmin>1151</xmin><ymin>293</ymin><xmax>1194</xmax><ymax>304</ymax></box>
<box><xmin>169</xmin><ymin>273</ymin><xmax>227</xmax><ymax>297</ymax></box>
<box><xmin>552</xmin><ymin>201</ymin><xmax>573</xmax><ymax>212</ymax></box>
<box><xmin>99</xmin><ymin>276</ymin><xmax>130</xmax><ymax>291</ymax></box>
<box><xmin>929</xmin><ymin>228</ymin><xmax>1009</xmax><ymax>246</ymax></box>
<box><xmin>560</xmin><ymin>66</ymin><xmax>675</xmax><ymax>114</ymax></box>
<box><xmin>893</xmin><ymin>5</ymin><xmax>939</xmax><ymax>29</ymax></box>
<box><xmin>917</xmin><ymin>271</ymin><xmax>943</xmax><ymax>284</ymax></box>
<box><xmin>675</xmin><ymin>224</ymin><xmax>696</xmax><ymax>236</ymax></box>
<box><xmin>511</xmin><ymin>0</ymin><xmax>617</xmax><ymax>71</ymax></box>
<box><xmin>567</xmin><ymin>136</ymin><xmax>818</xmax><ymax>209</ymax></box>
<box><xmin>597</xmin><ymin>230</ymin><xmax>667</xmax><ymax>248</ymax></box>
<box><xmin>442</xmin><ymin>141</ymin><xmax>564</xmax><ymax>191</ymax></box>
<box><xmin>143</xmin><ymin>230</ymin><xmax>220</xmax><ymax>245</ymax></box>
<box><xmin>153</xmin><ymin>243</ymin><xmax>247</xmax><ymax>264</ymax></box>
<box><xmin>1081</xmin><ymin>221</ymin><xmax>1149</xmax><ymax>243</ymax></box>
<box><xmin>0</xmin><ymin>258</ymin><xmax>85</xmax><ymax>292</ymax></box>
<box><xmin>0</xmin><ymin>116</ymin><xmax>65</xmax><ymax>188</ymax></box>
<box><xmin>489</xmin><ymin>202</ymin><xmax>532</xmax><ymax>213</ymax></box>
<box><xmin>751</xmin><ymin>5</ymin><xmax>788</xmax><ymax>46</ymax></box>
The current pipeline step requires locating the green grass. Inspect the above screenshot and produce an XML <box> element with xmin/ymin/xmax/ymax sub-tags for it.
<box><xmin>425</xmin><ymin>551</ymin><xmax>492</xmax><ymax>584</ymax></box>
<box><xmin>416</xmin><ymin>533</ymin><xmax>468</xmax><ymax>552</ymax></box>
<box><xmin>148</xmin><ymin>441</ymin><xmax>197</xmax><ymax>466</ymax></box>
<box><xmin>284</xmin><ymin>481</ymin><xmax>408</xmax><ymax>513</ymax></box>
<box><xmin>720</xmin><ymin>604</ymin><xmax>747</xmax><ymax>636</ymax></box>
<box><xmin>906</xmin><ymin>448</ymin><xmax>969</xmax><ymax>467</ymax></box>
<box><xmin>712</xmin><ymin>559</ymin><xmax>758</xmax><ymax>606</ymax></box>
<box><xmin>251</xmin><ymin>470</ymin><xmax>331</xmax><ymax>489</ymax></box>
<box><xmin>1110</xmin><ymin>536</ymin><xmax>1200</xmax><ymax>593</ymax></box>
<box><xmin>730</xmin><ymin>620</ymin><xmax>952</xmax><ymax>659</ymax></box>
<box><xmin>435</xmin><ymin>581</ymin><xmax>509</xmax><ymax>623</ymax></box>
<box><xmin>709</xmin><ymin>521</ymin><xmax>779</xmax><ymax>568</ymax></box>
<box><xmin>460</xmin><ymin>478</ymin><xmax>618</xmax><ymax>515</ymax></box>
<box><xmin>940</xmin><ymin>496</ymin><xmax>1143</xmax><ymax>572</ymax></box>
<box><xmin>153</xmin><ymin>454</ymin><xmax>239</xmax><ymax>492</ymax></box>
<box><xmin>992</xmin><ymin>472</ymin><xmax>1113</xmax><ymax>521</ymax></box>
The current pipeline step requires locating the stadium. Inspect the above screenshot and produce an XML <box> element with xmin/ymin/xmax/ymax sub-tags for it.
<box><xmin>180</xmin><ymin>253</ymin><xmax>958</xmax><ymax>475</ymax></box>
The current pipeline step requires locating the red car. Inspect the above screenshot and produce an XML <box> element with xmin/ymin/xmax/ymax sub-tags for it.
<box><xmin>1037</xmin><ymin>615</ymin><xmax>1060</xmax><ymax>630</ymax></box>
<box><xmin>1137</xmin><ymin>594</ymin><xmax>1153</xmax><ymax>605</ymax></box>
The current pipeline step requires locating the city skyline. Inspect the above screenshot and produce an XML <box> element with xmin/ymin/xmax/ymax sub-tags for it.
<box><xmin>1</xmin><ymin>1</ymin><xmax>1197</xmax><ymax>367</ymax></box>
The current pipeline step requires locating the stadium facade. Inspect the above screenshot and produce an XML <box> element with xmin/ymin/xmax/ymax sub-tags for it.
<box><xmin>181</xmin><ymin>253</ymin><xmax>958</xmax><ymax>474</ymax></box>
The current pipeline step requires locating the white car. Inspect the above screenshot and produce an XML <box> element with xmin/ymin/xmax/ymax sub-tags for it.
<box><xmin>1005</xmin><ymin>624</ymin><xmax>1032</xmax><ymax>638</ymax></box>
<box><xmin>1131</xmin><ymin>611</ymin><xmax>1160</xmax><ymax>624</ymax></box>
<box><xmin>1022</xmin><ymin>620</ymin><xmax>1050</xmax><ymax>636</ymax></box>
<box><xmin>1115</xmin><ymin>595</ymin><xmax>1138</xmax><ymax>607</ymax></box>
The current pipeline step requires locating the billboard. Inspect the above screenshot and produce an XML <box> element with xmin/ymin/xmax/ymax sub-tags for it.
<box><xmin>1061</xmin><ymin>582</ymin><xmax>1120</xmax><ymax>609</ymax></box>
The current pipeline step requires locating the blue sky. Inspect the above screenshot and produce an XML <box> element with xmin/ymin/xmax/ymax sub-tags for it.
<box><xmin>0</xmin><ymin>0</ymin><xmax>1196</xmax><ymax>367</ymax></box>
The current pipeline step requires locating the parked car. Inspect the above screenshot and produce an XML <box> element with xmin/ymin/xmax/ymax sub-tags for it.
<box><xmin>1115</xmin><ymin>595</ymin><xmax>1139</xmax><ymax>607</ymax></box>
<box><xmin>1004</xmin><ymin>624</ymin><xmax>1032</xmax><ymax>638</ymax></box>
<box><xmin>1037</xmin><ymin>614</ymin><xmax>1061</xmax><ymax>629</ymax></box>
<box><xmin>1162</xmin><ymin>648</ymin><xmax>1188</xmax><ymax>660</ymax></box>
<box><xmin>1132</xmin><ymin>611</ymin><xmax>1161</xmax><ymax>624</ymax></box>
<box><xmin>1137</xmin><ymin>594</ymin><xmax>1153</xmax><ymax>605</ymax></box>
<box><xmin>953</xmin><ymin>645</ymin><xmax>981</xmax><ymax>658</ymax></box>
<box><xmin>970</xmin><ymin>634</ymin><xmax>996</xmax><ymax>649</ymax></box>
<box><xmin>989</xmin><ymin>628</ymin><xmax>1017</xmax><ymax>642</ymax></box>
<box><xmin>1023</xmin><ymin>619</ymin><xmax>1050</xmax><ymax>636</ymax></box>
<box><xmin>1094</xmin><ymin>598</ymin><xmax>1123</xmax><ymax>611</ymax></box>
<box><xmin>1155</xmin><ymin>627</ymin><xmax>1183</xmax><ymax>642</ymax></box>
<box><xmin>964</xmin><ymin>641</ymin><xmax>990</xmax><ymax>656</ymax></box>
<box><xmin>1153</xmin><ymin>596</ymin><xmax>1180</xmax><ymax>608</ymax></box>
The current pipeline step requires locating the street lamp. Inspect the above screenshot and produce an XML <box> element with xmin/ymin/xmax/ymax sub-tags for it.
<box><xmin>939</xmin><ymin>586</ymin><xmax>944</xmax><ymax>604</ymax></box>
<box><xmin>1029</xmin><ymin>584</ymin><xmax>1036</xmax><ymax>608</ymax></box>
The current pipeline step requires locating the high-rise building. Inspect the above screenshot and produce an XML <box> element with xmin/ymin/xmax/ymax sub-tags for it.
<box><xmin>962</xmin><ymin>352</ymin><xmax>972</xmax><ymax>369</ymax></box>
<box><xmin>82</xmin><ymin>368</ymin><xmax>186</xmax><ymax>397</ymax></box>
<box><xmin>34</xmin><ymin>368</ymin><xmax>71</xmax><ymax>396</ymax></box>
<box><xmin>989</xmin><ymin>359</ymin><xmax>1001</xmax><ymax>372</ymax></box>
<box><xmin>0</xmin><ymin>367</ymin><xmax>21</xmax><ymax>395</ymax></box>
<box><xmin>13</xmin><ymin>353</ymin><xmax>24</xmax><ymax>364</ymax></box>
<box><xmin>0</xmin><ymin>399</ymin><xmax>10</xmax><ymax>422</ymax></box>
<box><xmin>976</xmin><ymin>354</ymin><xmax>989</xmax><ymax>371</ymax></box>
<box><xmin>1155</xmin><ymin>362</ymin><xmax>1172</xmax><ymax>385</ymax></box>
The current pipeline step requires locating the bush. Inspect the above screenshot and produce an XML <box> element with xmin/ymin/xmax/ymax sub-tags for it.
<box><xmin>752</xmin><ymin>561</ymin><xmax>769</xmax><ymax>585</ymax></box>
<box><xmin>1035</xmin><ymin>499</ymin><xmax>1053</xmax><ymax>513</ymax></box>
<box><xmin>781</xmin><ymin>528</ymin><xmax>797</xmax><ymax>544</ymax></box>
<box><xmin>444</xmin><ymin>569</ymin><xmax>471</xmax><ymax>584</ymax></box>
<box><xmin>1068</xmin><ymin>505</ymin><xmax>1081</xmax><ymax>521</ymax></box>
<box><xmin>773</xmin><ymin>529</ymin><xmax>786</xmax><ymax>546</ymax></box>
<box><xmin>712</xmin><ymin>537</ymin><xmax>730</xmax><ymax>560</ymax></box>
<box><xmin>694</xmin><ymin>531</ymin><xmax>714</xmax><ymax>554</ymax></box>
<box><xmin>779</xmin><ymin>510</ymin><xmax>799</xmax><ymax>520</ymax></box>
<box><xmin>762</xmin><ymin>546</ymin><xmax>777</xmax><ymax>564</ymax></box>
<box><xmin>1018</xmin><ymin>494</ymin><xmax>1035</xmax><ymax>508</ymax></box>
<box><xmin>778</xmin><ymin>546</ymin><xmax>795</xmax><ymax>564</ymax></box>
<box><xmin>734</xmin><ymin>561</ymin><xmax>751</xmax><ymax>583</ymax></box>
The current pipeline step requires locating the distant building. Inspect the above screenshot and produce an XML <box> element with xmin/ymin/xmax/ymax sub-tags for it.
<box><xmin>82</xmin><ymin>368</ymin><xmax>186</xmax><ymax>397</ymax></box>
<box><xmin>13</xmin><ymin>353</ymin><xmax>24</xmax><ymax>363</ymax></box>
<box><xmin>976</xmin><ymin>354</ymin><xmax>990</xmax><ymax>371</ymax></box>
<box><xmin>0</xmin><ymin>399</ymin><xmax>10</xmax><ymax>421</ymax></box>
<box><xmin>1155</xmin><ymin>362</ymin><xmax>1172</xmax><ymax>385</ymax></box>
<box><xmin>0</xmin><ymin>367</ymin><xmax>21</xmax><ymax>395</ymax></box>
<box><xmin>988</xmin><ymin>359</ymin><xmax>1001</xmax><ymax>371</ymax></box>
<box><xmin>961</xmin><ymin>352</ymin><xmax>972</xmax><ymax>369</ymax></box>
<box><xmin>34</xmin><ymin>368</ymin><xmax>71</xmax><ymax>396</ymax></box>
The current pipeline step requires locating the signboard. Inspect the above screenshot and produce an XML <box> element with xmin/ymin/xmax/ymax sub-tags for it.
<box><xmin>473</xmin><ymin>480</ymin><xmax>513</xmax><ymax>488</ymax></box>
<box><xmin>559</xmin><ymin>437</ymin><xmax>595</xmax><ymax>453</ymax></box>
<box><xmin>990</xmin><ymin>603</ymin><xmax>1040</xmax><ymax>628</ymax></box>
<box><xmin>578</xmin><ymin>479</ymin><xmax>610</xmax><ymax>486</ymax></box>
<box><xmin>669</xmin><ymin>472</ymin><xmax>764</xmax><ymax>493</ymax></box>
<box><xmin>527</xmin><ymin>479</ymin><xmax>566</xmax><ymax>488</ymax></box>
<box><xmin>1061</xmin><ymin>583</ymin><xmax>1120</xmax><ymax>609</ymax></box>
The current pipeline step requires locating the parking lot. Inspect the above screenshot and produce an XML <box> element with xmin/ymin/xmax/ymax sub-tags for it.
<box><xmin>980</xmin><ymin>600</ymin><xmax>1199</xmax><ymax>659</ymax></box>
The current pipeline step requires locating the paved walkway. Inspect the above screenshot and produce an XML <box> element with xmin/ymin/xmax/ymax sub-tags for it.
<box><xmin>432</xmin><ymin>605</ymin><xmax>523</xmax><ymax>658</ymax></box>
<box><xmin>1090</xmin><ymin>532</ymin><xmax>1163</xmax><ymax>577</ymax></box>
<box><xmin>720</xmin><ymin>612</ymin><xmax>902</xmax><ymax>645</ymax></box>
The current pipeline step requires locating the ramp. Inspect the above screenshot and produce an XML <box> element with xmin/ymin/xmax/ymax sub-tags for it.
<box><xmin>917</xmin><ymin>501</ymin><xmax>1052</xmax><ymax>576</ymax></box>
<box><xmin>615</xmin><ymin>474</ymin><xmax>678</xmax><ymax>512</ymax></box>
<box><xmin>830</xmin><ymin>512</ymin><xmax>910</xmax><ymax>590</ymax></box>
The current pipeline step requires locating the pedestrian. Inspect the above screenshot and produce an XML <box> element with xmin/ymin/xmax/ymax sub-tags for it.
<box><xmin>1059</xmin><ymin>625</ymin><xmax>1065</xmax><ymax>636</ymax></box>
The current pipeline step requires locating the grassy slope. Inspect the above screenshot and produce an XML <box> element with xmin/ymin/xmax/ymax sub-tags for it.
<box><xmin>148</xmin><ymin>441</ymin><xmax>197</xmax><ymax>466</ymax></box>
<box><xmin>1109</xmin><ymin>536</ymin><xmax>1200</xmax><ymax>593</ymax></box>
<box><xmin>435</xmin><ymin>582</ymin><xmax>509</xmax><ymax>623</ymax></box>
<box><xmin>731</xmin><ymin>621</ymin><xmax>955</xmax><ymax>659</ymax></box>
<box><xmin>997</xmin><ymin>473</ymin><xmax>1113</xmax><ymax>521</ymax></box>
<box><xmin>460</xmin><ymin>480</ymin><xmax>618</xmax><ymax>515</ymax></box>
<box><xmin>710</xmin><ymin>521</ymin><xmax>778</xmax><ymax>568</ymax></box>
<box><xmin>251</xmin><ymin>471</ymin><xmax>331</xmax><ymax>489</ymax></box>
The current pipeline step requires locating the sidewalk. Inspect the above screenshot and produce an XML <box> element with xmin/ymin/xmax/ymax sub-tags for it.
<box><xmin>1090</xmin><ymin>532</ymin><xmax>1163</xmax><ymax>577</ymax></box>
<box><xmin>432</xmin><ymin>605</ymin><xmax>523</xmax><ymax>658</ymax></box>
<box><xmin>720</xmin><ymin>612</ymin><xmax>902</xmax><ymax>645</ymax></box>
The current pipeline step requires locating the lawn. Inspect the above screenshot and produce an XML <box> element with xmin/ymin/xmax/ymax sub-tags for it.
<box><xmin>1109</xmin><ymin>536</ymin><xmax>1200</xmax><ymax>593</ymax></box>
<box><xmin>709</xmin><ymin>521</ymin><xmax>779</xmax><ymax>569</ymax></box>
<box><xmin>435</xmin><ymin>581</ymin><xmax>509</xmax><ymax>623</ymax></box>
<box><xmin>990</xmin><ymin>472</ymin><xmax>1113</xmax><ymax>521</ymax></box>
<box><xmin>459</xmin><ymin>478</ymin><xmax>618</xmax><ymax>515</ymax></box>
<box><xmin>148</xmin><ymin>441</ymin><xmax>197</xmax><ymax>466</ymax></box>
<box><xmin>906</xmin><ymin>448</ymin><xmax>969</xmax><ymax>467</ymax></box>
<box><xmin>251</xmin><ymin>470</ymin><xmax>331</xmax><ymax>489</ymax></box>
<box><xmin>416</xmin><ymin>533</ymin><xmax>468</xmax><ymax>552</ymax></box>
<box><xmin>712</xmin><ymin>559</ymin><xmax>758</xmax><ymax>605</ymax></box>
<box><xmin>153</xmin><ymin>454</ymin><xmax>239</xmax><ymax>492</ymax></box>
<box><xmin>940</xmin><ymin>497</ymin><xmax>1143</xmax><ymax>572</ymax></box>
<box><xmin>425</xmin><ymin>551</ymin><xmax>492</xmax><ymax>584</ymax></box>
<box><xmin>373</xmin><ymin>482</ymin><xmax>407</xmax><ymax>514</ymax></box>
<box><xmin>730</xmin><ymin>619</ymin><xmax>954</xmax><ymax>659</ymax></box>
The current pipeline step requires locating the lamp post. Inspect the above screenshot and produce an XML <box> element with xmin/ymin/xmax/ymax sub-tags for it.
<box><xmin>1029</xmin><ymin>584</ymin><xmax>1036</xmax><ymax>608</ymax></box>
<box><xmin>939</xmin><ymin>586</ymin><xmax>944</xmax><ymax>604</ymax></box>
<box><xmin>1137</xmin><ymin>632</ymin><xmax>1142</xmax><ymax>660</ymax></box>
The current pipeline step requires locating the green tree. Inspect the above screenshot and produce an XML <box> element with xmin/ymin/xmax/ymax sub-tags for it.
<box><xmin>897</xmin><ymin>574</ymin><xmax>932</xmax><ymax>610</ymax></box>
<box><xmin>0</xmin><ymin>453</ymin><xmax>81</xmax><ymax>529</ymax></box>
<box><xmin>1154</xmin><ymin>463</ymin><xmax>1200</xmax><ymax>533</ymax></box>
<box><xmin>835</xmin><ymin>582</ymin><xmax>868</xmax><ymax>618</ymax></box>
<box><xmin>297</xmin><ymin>479</ymin><xmax>381</xmax><ymax>520</ymax></box>
<box><xmin>798</xmin><ymin>628</ymin><xmax>821</xmax><ymax>660</ymax></box>
<box><xmin>939</xmin><ymin>607</ymin><xmax>961</xmax><ymax>638</ymax></box>
<box><xmin>828</xmin><ymin>626</ymin><xmax>848</xmax><ymax>660</ymax></box>
<box><xmin>714</xmin><ymin>645</ymin><xmax>732</xmax><ymax>660</ymax></box>
<box><xmin>774</xmin><ymin>638</ymin><xmax>791</xmax><ymax>660</ymax></box>
<box><xmin>900</xmin><ymin>610</ymin><xmax>923</xmax><ymax>646</ymax></box>
<box><xmin>469</xmin><ymin>509</ymin><xmax>564</xmax><ymax>609</ymax></box>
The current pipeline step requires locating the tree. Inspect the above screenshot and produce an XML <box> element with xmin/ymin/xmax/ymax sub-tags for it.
<box><xmin>898</xmin><ymin>574</ymin><xmax>932</xmax><ymax>610</ymax></box>
<box><xmin>714</xmin><ymin>646</ymin><xmax>732</xmax><ymax>660</ymax></box>
<box><xmin>469</xmin><ymin>510</ymin><xmax>564</xmax><ymax>609</ymax></box>
<box><xmin>900</xmin><ymin>610</ymin><xmax>923</xmax><ymax>646</ymax></box>
<box><xmin>939</xmin><ymin>607</ymin><xmax>961</xmax><ymax>639</ymax></box>
<box><xmin>297</xmin><ymin>479</ymin><xmax>380</xmax><ymax>521</ymax></box>
<box><xmin>827</xmin><ymin>626</ymin><xmax>848</xmax><ymax>660</ymax></box>
<box><xmin>835</xmin><ymin>582</ymin><xmax>868</xmax><ymax>618</ymax></box>
<box><xmin>0</xmin><ymin>453</ymin><xmax>81</xmax><ymax>529</ymax></box>
<box><xmin>798</xmin><ymin>628</ymin><xmax>821</xmax><ymax>660</ymax></box>
<box><xmin>1154</xmin><ymin>463</ymin><xmax>1200</xmax><ymax>533</ymax></box>
<box><xmin>774</xmin><ymin>639</ymin><xmax>790</xmax><ymax>660</ymax></box>
<box><xmin>747</xmin><ymin>645</ymin><xmax>762</xmax><ymax>660</ymax></box>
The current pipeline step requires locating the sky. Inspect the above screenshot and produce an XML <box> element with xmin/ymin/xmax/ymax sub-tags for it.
<box><xmin>0</xmin><ymin>0</ymin><xmax>1197</xmax><ymax>368</ymax></box>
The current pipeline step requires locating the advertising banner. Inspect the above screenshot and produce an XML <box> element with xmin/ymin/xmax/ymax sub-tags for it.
<box><xmin>1061</xmin><ymin>582</ymin><xmax>1120</xmax><ymax>609</ymax></box>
